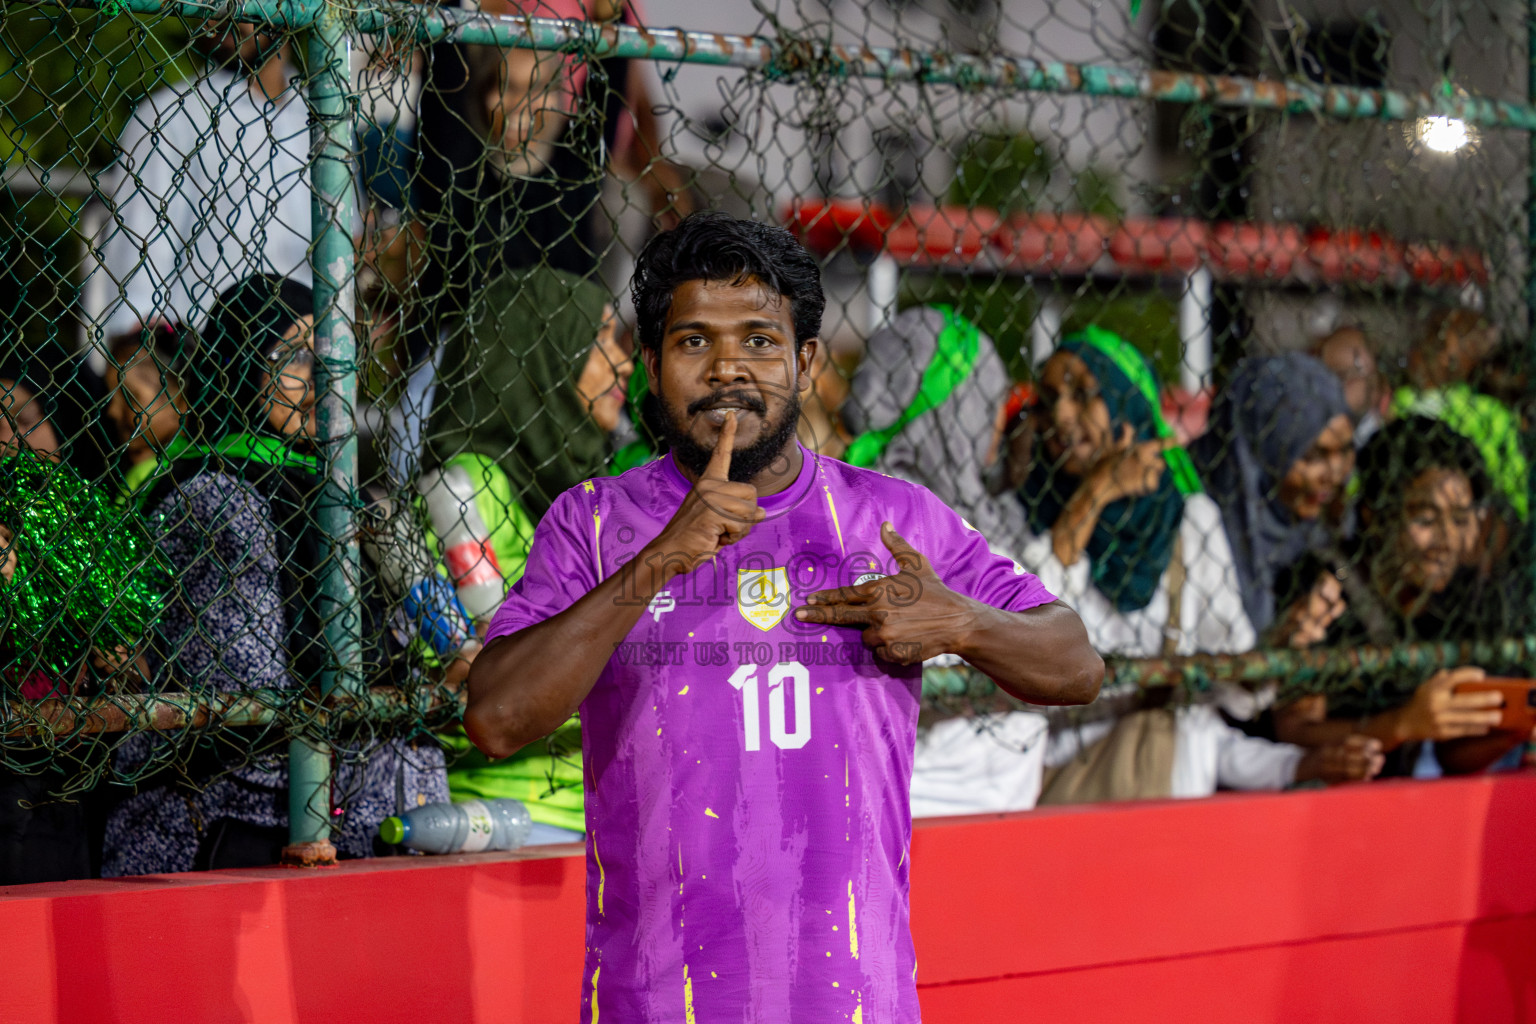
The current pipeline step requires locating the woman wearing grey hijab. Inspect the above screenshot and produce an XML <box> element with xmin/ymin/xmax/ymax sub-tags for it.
<box><xmin>843</xmin><ymin>305</ymin><xmax>1030</xmax><ymax>557</ymax></box>
<box><xmin>845</xmin><ymin>306</ymin><xmax>1048</xmax><ymax>819</ymax></box>
<box><xmin>1188</xmin><ymin>353</ymin><xmax>1355</xmax><ymax>637</ymax></box>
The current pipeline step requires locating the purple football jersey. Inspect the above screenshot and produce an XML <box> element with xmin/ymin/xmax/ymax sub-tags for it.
<box><xmin>487</xmin><ymin>448</ymin><xmax>1054</xmax><ymax>1023</ymax></box>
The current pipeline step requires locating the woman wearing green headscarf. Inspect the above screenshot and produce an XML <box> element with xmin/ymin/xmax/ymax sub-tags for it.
<box><xmin>425</xmin><ymin>266</ymin><xmax>631</xmax><ymax>581</ymax></box>
<box><xmin>424</xmin><ymin>266</ymin><xmax>631</xmax><ymax>845</ymax></box>
<box><xmin>1020</xmin><ymin>326</ymin><xmax>1253</xmax><ymax>659</ymax></box>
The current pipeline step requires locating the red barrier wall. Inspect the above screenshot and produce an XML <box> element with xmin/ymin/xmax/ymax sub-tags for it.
<box><xmin>4</xmin><ymin>773</ymin><xmax>1534</xmax><ymax>1023</ymax></box>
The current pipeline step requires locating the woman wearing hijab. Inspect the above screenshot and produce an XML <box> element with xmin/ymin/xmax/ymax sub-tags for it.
<box><xmin>1187</xmin><ymin>352</ymin><xmax>1355</xmax><ymax>639</ymax></box>
<box><xmin>101</xmin><ymin>274</ymin><xmax>449</xmax><ymax>876</ymax></box>
<box><xmin>0</xmin><ymin>337</ymin><xmax>110</xmax><ymax>481</ymax></box>
<box><xmin>425</xmin><ymin>265</ymin><xmax>631</xmax><ymax>846</ymax></box>
<box><xmin>1019</xmin><ymin>329</ymin><xmax>1377</xmax><ymax>803</ymax></box>
<box><xmin>843</xmin><ymin>305</ymin><xmax>1031</xmax><ymax>554</ymax></box>
<box><xmin>424</xmin><ymin>265</ymin><xmax>631</xmax><ymax>575</ymax></box>
<box><xmin>843</xmin><ymin>306</ymin><xmax>1050</xmax><ymax>818</ymax></box>
<box><xmin>1021</xmin><ymin>326</ymin><xmax>1251</xmax><ymax>658</ymax></box>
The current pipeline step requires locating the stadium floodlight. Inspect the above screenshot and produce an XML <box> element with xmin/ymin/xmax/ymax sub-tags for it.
<box><xmin>1416</xmin><ymin>115</ymin><xmax>1471</xmax><ymax>154</ymax></box>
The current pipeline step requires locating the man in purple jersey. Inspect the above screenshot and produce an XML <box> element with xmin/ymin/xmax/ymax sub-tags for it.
<box><xmin>466</xmin><ymin>213</ymin><xmax>1103</xmax><ymax>1023</ymax></box>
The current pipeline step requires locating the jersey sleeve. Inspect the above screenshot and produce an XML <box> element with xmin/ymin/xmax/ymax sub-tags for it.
<box><xmin>905</xmin><ymin>485</ymin><xmax>1056</xmax><ymax>613</ymax></box>
<box><xmin>484</xmin><ymin>485</ymin><xmax>602</xmax><ymax>643</ymax></box>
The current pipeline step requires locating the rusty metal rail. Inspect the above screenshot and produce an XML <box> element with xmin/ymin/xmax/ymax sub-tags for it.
<box><xmin>34</xmin><ymin>0</ymin><xmax>1536</xmax><ymax>133</ymax></box>
<box><xmin>2</xmin><ymin>683</ymin><xmax>464</xmax><ymax>740</ymax></box>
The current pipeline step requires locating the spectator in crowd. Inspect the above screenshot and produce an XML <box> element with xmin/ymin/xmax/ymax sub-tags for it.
<box><xmin>390</xmin><ymin>0</ymin><xmax>691</xmax><ymax>482</ymax></box>
<box><xmin>844</xmin><ymin>306</ymin><xmax>1032</xmax><ymax>554</ymax></box>
<box><xmin>1391</xmin><ymin>309</ymin><xmax>1527</xmax><ymax>521</ymax></box>
<box><xmin>0</xmin><ymin>374</ymin><xmax>62</xmax><ymax>463</ymax></box>
<box><xmin>1016</xmin><ymin>329</ymin><xmax>1378</xmax><ymax>803</ymax></box>
<box><xmin>423</xmin><ymin>266</ymin><xmax>631</xmax><ymax>845</ymax></box>
<box><xmin>0</xmin><ymin>371</ymin><xmax>89</xmax><ymax>883</ymax></box>
<box><xmin>1313</xmin><ymin>324</ymin><xmax>1385</xmax><ymax>446</ymax></box>
<box><xmin>102</xmin><ymin>324</ymin><xmax>193</xmax><ymax>508</ymax></box>
<box><xmin>1189</xmin><ymin>353</ymin><xmax>1354</xmax><ymax>640</ymax></box>
<box><xmin>1019</xmin><ymin>326</ymin><xmax>1249</xmax><ymax>656</ymax></box>
<box><xmin>842</xmin><ymin>306</ymin><xmax>1049</xmax><ymax>817</ymax></box>
<box><xmin>424</xmin><ymin>266</ymin><xmax>631</xmax><ymax>573</ymax></box>
<box><xmin>0</xmin><ymin>345</ymin><xmax>171</xmax><ymax>882</ymax></box>
<box><xmin>0</xmin><ymin>340</ymin><xmax>111</xmax><ymax>482</ymax></box>
<box><xmin>101</xmin><ymin>275</ymin><xmax>447</xmax><ymax>875</ymax></box>
<box><xmin>608</xmin><ymin>365</ymin><xmax>667</xmax><ymax>472</ymax></box>
<box><xmin>100</xmin><ymin>19</ymin><xmax>311</xmax><ymax>339</ymax></box>
<box><xmin>0</xmin><ymin>349</ymin><xmax>153</xmax><ymax>692</ymax></box>
<box><xmin>410</xmin><ymin>2</ymin><xmax>690</xmax><ymax>354</ymax></box>
<box><xmin>1270</xmin><ymin>417</ymin><xmax>1523</xmax><ymax>778</ymax></box>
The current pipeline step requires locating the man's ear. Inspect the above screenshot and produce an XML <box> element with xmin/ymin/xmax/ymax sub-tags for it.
<box><xmin>642</xmin><ymin>345</ymin><xmax>660</xmax><ymax>394</ymax></box>
<box><xmin>795</xmin><ymin>337</ymin><xmax>819</xmax><ymax>395</ymax></box>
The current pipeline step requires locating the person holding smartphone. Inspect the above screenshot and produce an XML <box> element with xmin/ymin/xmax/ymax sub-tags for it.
<box><xmin>1271</xmin><ymin>416</ymin><xmax>1525</xmax><ymax>777</ymax></box>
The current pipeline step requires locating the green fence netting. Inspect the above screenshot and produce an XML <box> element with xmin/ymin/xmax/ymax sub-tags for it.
<box><xmin>2</xmin><ymin>0</ymin><xmax>1535</xmax><ymax>859</ymax></box>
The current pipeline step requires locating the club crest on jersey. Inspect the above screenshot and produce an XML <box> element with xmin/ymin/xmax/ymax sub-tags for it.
<box><xmin>737</xmin><ymin>567</ymin><xmax>790</xmax><ymax>632</ymax></box>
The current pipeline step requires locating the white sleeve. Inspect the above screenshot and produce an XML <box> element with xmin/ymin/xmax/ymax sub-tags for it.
<box><xmin>100</xmin><ymin>89</ymin><xmax>196</xmax><ymax>337</ymax></box>
<box><xmin>1171</xmin><ymin>705</ymin><xmax>1302</xmax><ymax>796</ymax></box>
<box><xmin>911</xmin><ymin>711</ymin><xmax>1049</xmax><ymax>817</ymax></box>
<box><xmin>1215</xmin><ymin>728</ymin><xmax>1304</xmax><ymax>792</ymax></box>
<box><xmin>1177</xmin><ymin>494</ymin><xmax>1257</xmax><ymax>656</ymax></box>
<box><xmin>1018</xmin><ymin>524</ymin><xmax>1091</xmax><ymax>608</ymax></box>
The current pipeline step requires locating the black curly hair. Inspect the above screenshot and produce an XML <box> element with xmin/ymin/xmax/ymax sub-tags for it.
<box><xmin>1357</xmin><ymin>415</ymin><xmax>1490</xmax><ymax>526</ymax></box>
<box><xmin>629</xmin><ymin>212</ymin><xmax>825</xmax><ymax>356</ymax></box>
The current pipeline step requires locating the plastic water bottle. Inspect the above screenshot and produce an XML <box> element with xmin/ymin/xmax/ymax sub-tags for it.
<box><xmin>419</xmin><ymin>465</ymin><xmax>505</xmax><ymax>624</ymax></box>
<box><xmin>401</xmin><ymin>576</ymin><xmax>475</xmax><ymax>657</ymax></box>
<box><xmin>379</xmin><ymin>798</ymin><xmax>533</xmax><ymax>854</ymax></box>
<box><xmin>360</xmin><ymin>498</ymin><xmax>473</xmax><ymax>657</ymax></box>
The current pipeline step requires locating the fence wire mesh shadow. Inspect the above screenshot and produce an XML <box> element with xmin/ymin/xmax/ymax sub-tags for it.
<box><xmin>2</xmin><ymin>0</ymin><xmax>1534</xmax><ymax>862</ymax></box>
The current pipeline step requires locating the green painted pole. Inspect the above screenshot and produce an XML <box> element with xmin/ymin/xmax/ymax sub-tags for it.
<box><xmin>285</xmin><ymin>0</ymin><xmax>360</xmax><ymax>861</ymax></box>
<box><xmin>1525</xmin><ymin>0</ymin><xmax>1536</xmax><ymax>764</ymax></box>
<box><xmin>1528</xmin><ymin>2</ymin><xmax>1536</xmax><ymax>619</ymax></box>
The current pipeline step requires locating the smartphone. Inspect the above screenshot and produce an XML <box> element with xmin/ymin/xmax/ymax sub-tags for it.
<box><xmin>1456</xmin><ymin>678</ymin><xmax>1536</xmax><ymax>733</ymax></box>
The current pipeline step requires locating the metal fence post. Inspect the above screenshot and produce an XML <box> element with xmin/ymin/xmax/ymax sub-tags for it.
<box><xmin>284</xmin><ymin>0</ymin><xmax>362</xmax><ymax>865</ymax></box>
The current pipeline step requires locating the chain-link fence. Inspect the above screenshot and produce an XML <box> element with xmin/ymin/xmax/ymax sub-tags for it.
<box><xmin>2</xmin><ymin>0</ymin><xmax>1534</xmax><ymax>869</ymax></box>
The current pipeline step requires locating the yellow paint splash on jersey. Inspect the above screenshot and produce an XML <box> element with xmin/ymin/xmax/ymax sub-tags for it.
<box><xmin>823</xmin><ymin>487</ymin><xmax>846</xmax><ymax>557</ymax></box>
<box><xmin>847</xmin><ymin>880</ymin><xmax>860</xmax><ymax>959</ymax></box>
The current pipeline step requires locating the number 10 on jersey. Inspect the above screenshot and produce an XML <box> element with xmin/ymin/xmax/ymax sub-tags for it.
<box><xmin>727</xmin><ymin>662</ymin><xmax>811</xmax><ymax>751</ymax></box>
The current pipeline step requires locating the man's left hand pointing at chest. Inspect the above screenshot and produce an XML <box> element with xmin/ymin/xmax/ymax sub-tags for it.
<box><xmin>793</xmin><ymin>521</ymin><xmax>977</xmax><ymax>666</ymax></box>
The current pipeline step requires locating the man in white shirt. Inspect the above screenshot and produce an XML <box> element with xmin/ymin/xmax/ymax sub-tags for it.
<box><xmin>100</xmin><ymin>23</ymin><xmax>312</xmax><ymax>339</ymax></box>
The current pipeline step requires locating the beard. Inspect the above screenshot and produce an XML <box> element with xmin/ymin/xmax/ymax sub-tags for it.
<box><xmin>658</xmin><ymin>385</ymin><xmax>802</xmax><ymax>484</ymax></box>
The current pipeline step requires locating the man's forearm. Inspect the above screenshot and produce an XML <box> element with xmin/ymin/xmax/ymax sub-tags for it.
<box><xmin>953</xmin><ymin>600</ymin><xmax>1103</xmax><ymax>706</ymax></box>
<box><xmin>464</xmin><ymin>548</ymin><xmax>676</xmax><ymax>758</ymax></box>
